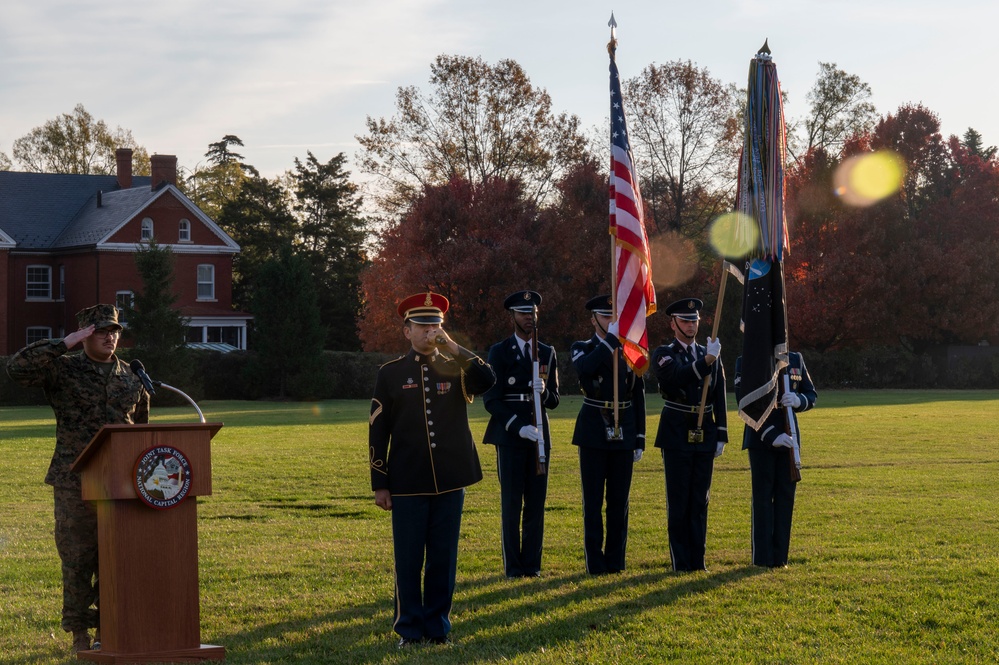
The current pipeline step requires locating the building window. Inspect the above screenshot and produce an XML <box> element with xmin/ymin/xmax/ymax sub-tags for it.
<box><xmin>58</xmin><ymin>265</ymin><xmax>65</xmax><ymax>301</ymax></box>
<box><xmin>26</xmin><ymin>265</ymin><xmax>52</xmax><ymax>299</ymax></box>
<box><xmin>116</xmin><ymin>291</ymin><xmax>134</xmax><ymax>323</ymax></box>
<box><xmin>26</xmin><ymin>327</ymin><xmax>52</xmax><ymax>344</ymax></box>
<box><xmin>197</xmin><ymin>264</ymin><xmax>215</xmax><ymax>300</ymax></box>
<box><xmin>141</xmin><ymin>217</ymin><xmax>154</xmax><ymax>241</ymax></box>
<box><xmin>179</xmin><ymin>219</ymin><xmax>191</xmax><ymax>242</ymax></box>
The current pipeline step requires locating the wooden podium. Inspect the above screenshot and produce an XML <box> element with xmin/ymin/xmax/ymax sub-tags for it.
<box><xmin>70</xmin><ymin>423</ymin><xmax>226</xmax><ymax>663</ymax></box>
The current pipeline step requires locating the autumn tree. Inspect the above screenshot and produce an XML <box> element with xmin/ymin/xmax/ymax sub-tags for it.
<box><xmin>785</xmin><ymin>106</ymin><xmax>999</xmax><ymax>353</ymax></box>
<box><xmin>357</xmin><ymin>55</ymin><xmax>590</xmax><ymax>212</ymax></box>
<box><xmin>0</xmin><ymin>150</ymin><xmax>11</xmax><ymax>170</ymax></box>
<box><xmin>10</xmin><ymin>104</ymin><xmax>150</xmax><ymax>175</ymax></box>
<box><xmin>290</xmin><ymin>151</ymin><xmax>369</xmax><ymax>350</ymax></box>
<box><xmin>624</xmin><ymin>60</ymin><xmax>740</xmax><ymax>237</ymax></box>
<box><xmin>871</xmin><ymin>104</ymin><xmax>949</xmax><ymax>222</ymax></box>
<box><xmin>800</xmin><ymin>62</ymin><xmax>877</xmax><ymax>157</ymax></box>
<box><xmin>359</xmin><ymin>176</ymin><xmax>546</xmax><ymax>352</ymax></box>
<box><xmin>783</xmin><ymin>146</ymin><xmax>892</xmax><ymax>351</ymax></box>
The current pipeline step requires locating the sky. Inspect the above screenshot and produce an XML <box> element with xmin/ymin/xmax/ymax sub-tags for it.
<box><xmin>2</xmin><ymin>0</ymin><xmax>996</xmax><ymax>181</ymax></box>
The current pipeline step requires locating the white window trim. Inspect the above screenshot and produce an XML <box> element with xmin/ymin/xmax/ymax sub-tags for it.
<box><xmin>26</xmin><ymin>326</ymin><xmax>52</xmax><ymax>344</ymax></box>
<box><xmin>26</xmin><ymin>265</ymin><xmax>52</xmax><ymax>301</ymax></box>
<box><xmin>141</xmin><ymin>217</ymin><xmax>154</xmax><ymax>242</ymax></box>
<box><xmin>116</xmin><ymin>291</ymin><xmax>134</xmax><ymax>324</ymax></box>
<box><xmin>197</xmin><ymin>264</ymin><xmax>216</xmax><ymax>302</ymax></box>
<box><xmin>179</xmin><ymin>218</ymin><xmax>192</xmax><ymax>243</ymax></box>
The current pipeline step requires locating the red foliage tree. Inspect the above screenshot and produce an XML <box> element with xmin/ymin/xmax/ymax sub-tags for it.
<box><xmin>784</xmin><ymin>104</ymin><xmax>999</xmax><ymax>352</ymax></box>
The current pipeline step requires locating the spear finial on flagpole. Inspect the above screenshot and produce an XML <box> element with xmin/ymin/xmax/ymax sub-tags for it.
<box><xmin>608</xmin><ymin>12</ymin><xmax>617</xmax><ymax>57</ymax></box>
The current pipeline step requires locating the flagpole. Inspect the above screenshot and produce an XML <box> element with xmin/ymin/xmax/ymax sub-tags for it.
<box><xmin>695</xmin><ymin>263</ymin><xmax>731</xmax><ymax>433</ymax></box>
<box><xmin>608</xmin><ymin>13</ymin><xmax>622</xmax><ymax>439</ymax></box>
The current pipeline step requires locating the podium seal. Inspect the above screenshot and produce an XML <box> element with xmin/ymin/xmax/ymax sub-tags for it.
<box><xmin>133</xmin><ymin>445</ymin><xmax>193</xmax><ymax>509</ymax></box>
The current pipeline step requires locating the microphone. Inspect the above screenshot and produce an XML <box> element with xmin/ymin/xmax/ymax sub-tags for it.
<box><xmin>129</xmin><ymin>359</ymin><xmax>157</xmax><ymax>395</ymax></box>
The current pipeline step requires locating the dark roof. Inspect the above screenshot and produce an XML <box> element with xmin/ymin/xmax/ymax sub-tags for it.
<box><xmin>0</xmin><ymin>171</ymin><xmax>153</xmax><ymax>249</ymax></box>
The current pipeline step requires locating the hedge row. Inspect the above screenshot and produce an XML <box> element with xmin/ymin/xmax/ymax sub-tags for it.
<box><xmin>2</xmin><ymin>345</ymin><xmax>996</xmax><ymax>407</ymax></box>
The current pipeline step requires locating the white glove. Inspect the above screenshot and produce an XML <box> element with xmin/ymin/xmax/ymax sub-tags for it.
<box><xmin>772</xmin><ymin>433</ymin><xmax>795</xmax><ymax>449</ymax></box>
<box><xmin>519</xmin><ymin>425</ymin><xmax>541</xmax><ymax>442</ymax></box>
<box><xmin>706</xmin><ymin>336</ymin><xmax>721</xmax><ymax>358</ymax></box>
<box><xmin>531</xmin><ymin>378</ymin><xmax>546</xmax><ymax>394</ymax></box>
<box><xmin>607</xmin><ymin>320</ymin><xmax>620</xmax><ymax>338</ymax></box>
<box><xmin>780</xmin><ymin>392</ymin><xmax>802</xmax><ymax>409</ymax></box>
<box><xmin>714</xmin><ymin>442</ymin><xmax>725</xmax><ymax>458</ymax></box>
<box><xmin>633</xmin><ymin>449</ymin><xmax>643</xmax><ymax>463</ymax></box>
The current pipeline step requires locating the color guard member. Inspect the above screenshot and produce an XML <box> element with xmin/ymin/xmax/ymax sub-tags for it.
<box><xmin>570</xmin><ymin>295</ymin><xmax>646</xmax><ymax>575</ymax></box>
<box><xmin>483</xmin><ymin>290</ymin><xmax>560</xmax><ymax>578</ymax></box>
<box><xmin>735</xmin><ymin>350</ymin><xmax>816</xmax><ymax>567</ymax></box>
<box><xmin>652</xmin><ymin>298</ymin><xmax>727</xmax><ymax>572</ymax></box>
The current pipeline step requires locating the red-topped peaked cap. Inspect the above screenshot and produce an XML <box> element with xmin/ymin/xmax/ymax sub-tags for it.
<box><xmin>398</xmin><ymin>292</ymin><xmax>449</xmax><ymax>324</ymax></box>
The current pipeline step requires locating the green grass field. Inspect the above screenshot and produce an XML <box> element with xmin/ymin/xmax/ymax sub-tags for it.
<box><xmin>3</xmin><ymin>391</ymin><xmax>999</xmax><ymax>664</ymax></box>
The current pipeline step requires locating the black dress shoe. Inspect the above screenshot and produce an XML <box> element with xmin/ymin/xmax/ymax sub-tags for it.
<box><xmin>427</xmin><ymin>635</ymin><xmax>452</xmax><ymax>646</ymax></box>
<box><xmin>397</xmin><ymin>637</ymin><xmax>423</xmax><ymax>649</ymax></box>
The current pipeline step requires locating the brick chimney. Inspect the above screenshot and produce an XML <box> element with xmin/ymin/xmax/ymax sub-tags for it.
<box><xmin>115</xmin><ymin>148</ymin><xmax>133</xmax><ymax>189</ymax></box>
<box><xmin>150</xmin><ymin>154</ymin><xmax>178</xmax><ymax>190</ymax></box>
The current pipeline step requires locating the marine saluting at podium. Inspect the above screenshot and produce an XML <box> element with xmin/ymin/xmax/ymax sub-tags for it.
<box><xmin>6</xmin><ymin>304</ymin><xmax>150</xmax><ymax>654</ymax></box>
<box><xmin>368</xmin><ymin>292</ymin><xmax>496</xmax><ymax>648</ymax></box>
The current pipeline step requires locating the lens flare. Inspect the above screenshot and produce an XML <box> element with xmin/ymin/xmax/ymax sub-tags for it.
<box><xmin>649</xmin><ymin>231</ymin><xmax>699</xmax><ymax>290</ymax></box>
<box><xmin>709</xmin><ymin>212</ymin><xmax>759</xmax><ymax>259</ymax></box>
<box><xmin>834</xmin><ymin>151</ymin><xmax>905</xmax><ymax>207</ymax></box>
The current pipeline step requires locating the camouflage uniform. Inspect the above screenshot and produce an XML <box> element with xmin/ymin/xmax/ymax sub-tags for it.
<box><xmin>6</xmin><ymin>313</ymin><xmax>149</xmax><ymax>634</ymax></box>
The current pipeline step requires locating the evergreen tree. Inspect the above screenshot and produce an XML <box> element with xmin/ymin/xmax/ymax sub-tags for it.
<box><xmin>961</xmin><ymin>128</ymin><xmax>997</xmax><ymax>161</ymax></box>
<box><xmin>125</xmin><ymin>241</ymin><xmax>192</xmax><ymax>392</ymax></box>
<box><xmin>290</xmin><ymin>151</ymin><xmax>368</xmax><ymax>350</ymax></box>
<box><xmin>249</xmin><ymin>246</ymin><xmax>326</xmax><ymax>398</ymax></box>
<box><xmin>217</xmin><ymin>174</ymin><xmax>298</xmax><ymax>311</ymax></box>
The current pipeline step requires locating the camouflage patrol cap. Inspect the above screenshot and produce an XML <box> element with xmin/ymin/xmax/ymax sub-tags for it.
<box><xmin>76</xmin><ymin>304</ymin><xmax>123</xmax><ymax>331</ymax></box>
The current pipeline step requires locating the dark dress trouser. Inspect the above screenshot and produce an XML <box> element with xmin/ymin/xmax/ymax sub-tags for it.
<box><xmin>579</xmin><ymin>446</ymin><xmax>634</xmax><ymax>574</ymax></box>
<box><xmin>663</xmin><ymin>448</ymin><xmax>715</xmax><ymax>571</ymax></box>
<box><xmin>497</xmin><ymin>444</ymin><xmax>549</xmax><ymax>576</ymax></box>
<box><xmin>748</xmin><ymin>447</ymin><xmax>796</xmax><ymax>567</ymax></box>
<box><xmin>391</xmin><ymin>490</ymin><xmax>465</xmax><ymax>640</ymax></box>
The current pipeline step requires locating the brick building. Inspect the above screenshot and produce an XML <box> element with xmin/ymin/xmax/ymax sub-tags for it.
<box><xmin>0</xmin><ymin>149</ymin><xmax>250</xmax><ymax>355</ymax></box>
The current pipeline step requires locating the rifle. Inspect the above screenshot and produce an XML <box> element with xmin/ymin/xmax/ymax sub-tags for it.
<box><xmin>782</xmin><ymin>371</ymin><xmax>802</xmax><ymax>483</ymax></box>
<box><xmin>531</xmin><ymin>312</ymin><xmax>547</xmax><ymax>476</ymax></box>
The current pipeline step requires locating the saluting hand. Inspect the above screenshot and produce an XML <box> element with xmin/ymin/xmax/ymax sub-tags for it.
<box><xmin>63</xmin><ymin>325</ymin><xmax>95</xmax><ymax>350</ymax></box>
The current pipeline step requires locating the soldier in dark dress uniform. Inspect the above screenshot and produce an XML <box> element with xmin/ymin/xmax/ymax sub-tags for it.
<box><xmin>482</xmin><ymin>290</ymin><xmax>560</xmax><ymax>578</ymax></box>
<box><xmin>735</xmin><ymin>351</ymin><xmax>816</xmax><ymax>567</ymax></box>
<box><xmin>652</xmin><ymin>298</ymin><xmax>727</xmax><ymax>572</ymax></box>
<box><xmin>369</xmin><ymin>292</ymin><xmax>496</xmax><ymax>648</ymax></box>
<box><xmin>6</xmin><ymin>304</ymin><xmax>150</xmax><ymax>654</ymax></box>
<box><xmin>570</xmin><ymin>295</ymin><xmax>646</xmax><ymax>575</ymax></box>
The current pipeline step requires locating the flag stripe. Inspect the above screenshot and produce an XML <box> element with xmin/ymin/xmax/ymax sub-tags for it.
<box><xmin>609</xmin><ymin>49</ymin><xmax>656</xmax><ymax>375</ymax></box>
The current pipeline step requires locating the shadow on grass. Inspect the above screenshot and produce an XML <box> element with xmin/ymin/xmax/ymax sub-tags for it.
<box><xmin>212</xmin><ymin>566</ymin><xmax>766</xmax><ymax>664</ymax></box>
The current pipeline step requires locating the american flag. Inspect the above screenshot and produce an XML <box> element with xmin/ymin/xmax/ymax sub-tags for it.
<box><xmin>609</xmin><ymin>41</ymin><xmax>656</xmax><ymax>374</ymax></box>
